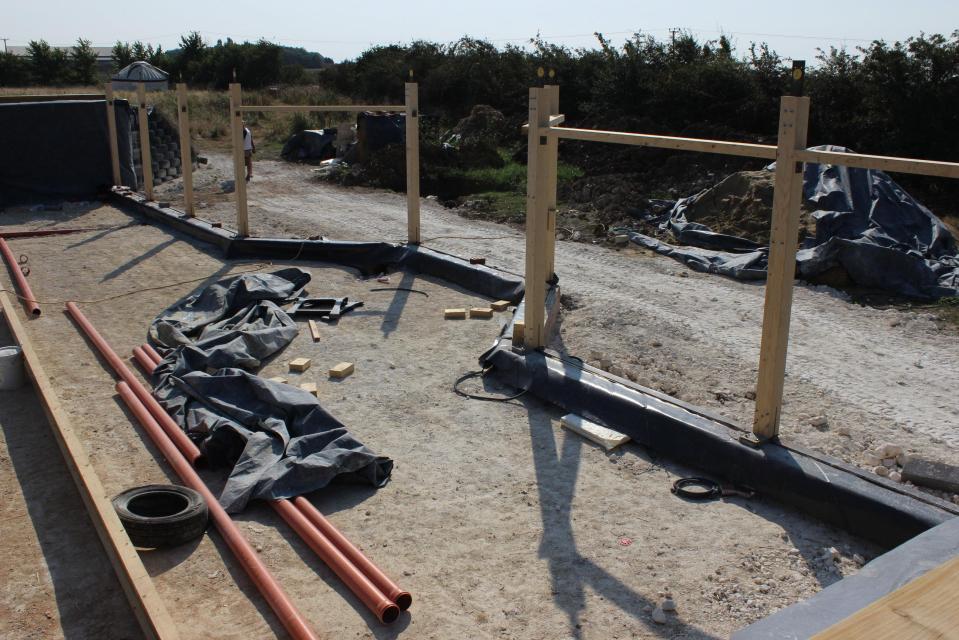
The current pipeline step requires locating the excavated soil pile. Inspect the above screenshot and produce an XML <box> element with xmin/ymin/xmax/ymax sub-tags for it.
<box><xmin>681</xmin><ymin>170</ymin><xmax>816</xmax><ymax>244</ymax></box>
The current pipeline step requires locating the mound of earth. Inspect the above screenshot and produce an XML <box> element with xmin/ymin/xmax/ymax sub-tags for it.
<box><xmin>680</xmin><ymin>170</ymin><xmax>816</xmax><ymax>245</ymax></box>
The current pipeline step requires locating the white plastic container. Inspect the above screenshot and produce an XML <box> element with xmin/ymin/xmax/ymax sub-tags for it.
<box><xmin>0</xmin><ymin>345</ymin><xmax>25</xmax><ymax>390</ymax></box>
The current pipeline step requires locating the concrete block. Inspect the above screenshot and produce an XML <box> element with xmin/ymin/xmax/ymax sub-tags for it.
<box><xmin>329</xmin><ymin>362</ymin><xmax>354</xmax><ymax>379</ymax></box>
<box><xmin>289</xmin><ymin>357</ymin><xmax>312</xmax><ymax>372</ymax></box>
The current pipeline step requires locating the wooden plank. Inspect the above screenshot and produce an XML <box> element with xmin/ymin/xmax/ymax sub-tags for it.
<box><xmin>752</xmin><ymin>96</ymin><xmax>810</xmax><ymax>440</ymax></box>
<box><xmin>523</xmin><ymin>87</ymin><xmax>549</xmax><ymax>349</ymax></box>
<box><xmin>136</xmin><ymin>82</ymin><xmax>154</xmax><ymax>201</ymax></box>
<box><xmin>544</xmin><ymin>85</ymin><xmax>560</xmax><ymax>281</ymax></box>
<box><xmin>228</xmin><ymin>83</ymin><xmax>250</xmax><ymax>236</ymax></box>
<box><xmin>104</xmin><ymin>84</ymin><xmax>122</xmax><ymax>186</ymax></box>
<box><xmin>812</xmin><ymin>554</ymin><xmax>959</xmax><ymax>639</ymax></box>
<box><xmin>561</xmin><ymin>414</ymin><xmax>630</xmax><ymax>451</ymax></box>
<box><xmin>175</xmin><ymin>83</ymin><xmax>195</xmax><ymax>216</ymax></box>
<box><xmin>795</xmin><ymin>148</ymin><xmax>959</xmax><ymax>180</ymax></box>
<box><xmin>237</xmin><ymin>104</ymin><xmax>404</xmax><ymax>113</ymax></box>
<box><xmin>0</xmin><ymin>292</ymin><xmax>179</xmax><ymax>640</ymax></box>
<box><xmin>405</xmin><ymin>82</ymin><xmax>421</xmax><ymax>244</ymax></box>
<box><xmin>308</xmin><ymin>319</ymin><xmax>321</xmax><ymax>342</ymax></box>
<box><xmin>549</xmin><ymin>126</ymin><xmax>778</xmax><ymax>160</ymax></box>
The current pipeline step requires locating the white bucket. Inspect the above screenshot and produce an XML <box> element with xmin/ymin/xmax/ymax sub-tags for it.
<box><xmin>0</xmin><ymin>345</ymin><xmax>25</xmax><ymax>390</ymax></box>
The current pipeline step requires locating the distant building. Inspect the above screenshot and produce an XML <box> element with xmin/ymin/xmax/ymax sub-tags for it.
<box><xmin>7</xmin><ymin>45</ymin><xmax>114</xmax><ymax>75</ymax></box>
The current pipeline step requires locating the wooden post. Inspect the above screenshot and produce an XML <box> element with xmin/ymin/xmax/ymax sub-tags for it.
<box><xmin>229</xmin><ymin>82</ymin><xmax>250</xmax><ymax>236</ymax></box>
<box><xmin>752</xmin><ymin>96</ymin><xmax>810</xmax><ymax>440</ymax></box>
<box><xmin>405</xmin><ymin>82</ymin><xmax>421</xmax><ymax>244</ymax></box>
<box><xmin>544</xmin><ymin>84</ymin><xmax>560</xmax><ymax>280</ymax></box>
<box><xmin>104</xmin><ymin>83</ymin><xmax>121</xmax><ymax>186</ymax></box>
<box><xmin>524</xmin><ymin>87</ymin><xmax>549</xmax><ymax>349</ymax></box>
<box><xmin>175</xmin><ymin>83</ymin><xmax>195</xmax><ymax>216</ymax></box>
<box><xmin>136</xmin><ymin>82</ymin><xmax>154</xmax><ymax>200</ymax></box>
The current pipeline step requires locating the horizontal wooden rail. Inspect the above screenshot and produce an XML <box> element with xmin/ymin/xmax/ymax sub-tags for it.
<box><xmin>547</xmin><ymin>126</ymin><xmax>778</xmax><ymax>160</ymax></box>
<box><xmin>0</xmin><ymin>93</ymin><xmax>105</xmax><ymax>103</ymax></box>
<box><xmin>795</xmin><ymin>148</ymin><xmax>959</xmax><ymax>179</ymax></box>
<box><xmin>237</xmin><ymin>104</ymin><xmax>405</xmax><ymax>113</ymax></box>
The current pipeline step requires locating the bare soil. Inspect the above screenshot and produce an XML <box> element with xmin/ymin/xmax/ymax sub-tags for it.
<box><xmin>0</xmin><ymin>202</ymin><xmax>886</xmax><ymax>639</ymax></box>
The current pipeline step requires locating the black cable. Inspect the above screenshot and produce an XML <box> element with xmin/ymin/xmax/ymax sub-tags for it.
<box><xmin>671</xmin><ymin>477</ymin><xmax>721</xmax><ymax>500</ymax></box>
<box><xmin>368</xmin><ymin>287</ymin><xmax>429</xmax><ymax>297</ymax></box>
<box><xmin>453</xmin><ymin>369</ymin><xmax>528</xmax><ymax>402</ymax></box>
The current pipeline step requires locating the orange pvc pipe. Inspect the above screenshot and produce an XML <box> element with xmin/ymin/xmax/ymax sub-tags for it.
<box><xmin>0</xmin><ymin>237</ymin><xmax>40</xmax><ymax>316</ymax></box>
<box><xmin>142</xmin><ymin>343</ymin><xmax>164</xmax><ymax>366</ymax></box>
<box><xmin>65</xmin><ymin>302</ymin><xmax>202</xmax><ymax>465</ymax></box>
<box><xmin>293</xmin><ymin>497</ymin><xmax>412</xmax><ymax>611</ymax></box>
<box><xmin>116</xmin><ymin>382</ymin><xmax>320</xmax><ymax>640</ymax></box>
<box><xmin>270</xmin><ymin>500</ymin><xmax>400</xmax><ymax>624</ymax></box>
<box><xmin>132</xmin><ymin>346</ymin><xmax>156</xmax><ymax>374</ymax></box>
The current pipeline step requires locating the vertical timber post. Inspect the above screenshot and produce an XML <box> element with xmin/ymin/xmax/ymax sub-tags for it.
<box><xmin>104</xmin><ymin>83</ymin><xmax>121</xmax><ymax>186</ymax></box>
<box><xmin>176</xmin><ymin>83</ymin><xmax>195</xmax><ymax>216</ymax></box>
<box><xmin>524</xmin><ymin>86</ymin><xmax>549</xmax><ymax>349</ymax></box>
<box><xmin>752</xmin><ymin>95</ymin><xmax>810</xmax><ymax>440</ymax></box>
<box><xmin>405</xmin><ymin>82</ymin><xmax>421</xmax><ymax>244</ymax></box>
<box><xmin>228</xmin><ymin>82</ymin><xmax>250</xmax><ymax>236</ymax></box>
<box><xmin>544</xmin><ymin>84</ymin><xmax>560</xmax><ymax>281</ymax></box>
<box><xmin>136</xmin><ymin>82</ymin><xmax>154</xmax><ymax>200</ymax></box>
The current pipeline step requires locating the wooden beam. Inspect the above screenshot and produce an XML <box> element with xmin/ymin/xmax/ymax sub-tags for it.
<box><xmin>752</xmin><ymin>96</ymin><xmax>810</xmax><ymax>440</ymax></box>
<box><xmin>228</xmin><ymin>83</ymin><xmax>250</xmax><ymax>236</ymax></box>
<box><xmin>104</xmin><ymin>84</ymin><xmax>122</xmax><ymax>186</ymax></box>
<box><xmin>175</xmin><ymin>83</ymin><xmax>195</xmax><ymax>217</ymax></box>
<box><xmin>523</xmin><ymin>87</ymin><xmax>549</xmax><ymax>349</ymax></box>
<box><xmin>549</xmin><ymin>126</ymin><xmax>778</xmax><ymax>160</ymax></box>
<box><xmin>812</xmin><ymin>554</ymin><xmax>959</xmax><ymax>639</ymax></box>
<box><xmin>405</xmin><ymin>83</ymin><xmax>421</xmax><ymax>244</ymax></box>
<box><xmin>795</xmin><ymin>148</ymin><xmax>959</xmax><ymax>180</ymax></box>
<box><xmin>237</xmin><ymin>104</ymin><xmax>404</xmax><ymax>113</ymax></box>
<box><xmin>543</xmin><ymin>85</ymin><xmax>560</xmax><ymax>281</ymax></box>
<box><xmin>0</xmin><ymin>293</ymin><xmax>179</xmax><ymax>640</ymax></box>
<box><xmin>136</xmin><ymin>83</ymin><xmax>154</xmax><ymax>201</ymax></box>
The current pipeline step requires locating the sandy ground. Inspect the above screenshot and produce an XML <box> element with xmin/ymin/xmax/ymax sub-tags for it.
<box><xmin>0</xmin><ymin>203</ymin><xmax>885</xmax><ymax>639</ymax></box>
<box><xmin>160</xmin><ymin>154</ymin><xmax>959</xmax><ymax>477</ymax></box>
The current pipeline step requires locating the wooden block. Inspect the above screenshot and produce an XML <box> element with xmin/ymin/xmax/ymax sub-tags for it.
<box><xmin>299</xmin><ymin>382</ymin><xmax>318</xmax><ymax>396</ymax></box>
<box><xmin>469</xmin><ymin>307</ymin><xmax>493</xmax><ymax>319</ymax></box>
<box><xmin>469</xmin><ymin>257</ymin><xmax>486</xmax><ymax>265</ymax></box>
<box><xmin>561</xmin><ymin>414</ymin><xmax>631</xmax><ymax>451</ymax></box>
<box><xmin>329</xmin><ymin>362</ymin><xmax>354</xmax><ymax>379</ymax></box>
<box><xmin>289</xmin><ymin>357</ymin><xmax>312</xmax><ymax>373</ymax></box>
<box><xmin>267</xmin><ymin>376</ymin><xmax>288</xmax><ymax>384</ymax></box>
<box><xmin>512</xmin><ymin>320</ymin><xmax>525</xmax><ymax>343</ymax></box>
<box><xmin>491</xmin><ymin>300</ymin><xmax>511</xmax><ymax>312</ymax></box>
<box><xmin>308</xmin><ymin>319</ymin><xmax>321</xmax><ymax>342</ymax></box>
<box><xmin>445</xmin><ymin>308</ymin><xmax>467</xmax><ymax>319</ymax></box>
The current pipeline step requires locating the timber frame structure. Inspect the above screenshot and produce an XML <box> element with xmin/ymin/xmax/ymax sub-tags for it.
<box><xmin>522</xmin><ymin>84</ymin><xmax>959</xmax><ymax>442</ymax></box>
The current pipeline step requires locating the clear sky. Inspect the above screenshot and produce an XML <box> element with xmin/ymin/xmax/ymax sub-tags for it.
<box><xmin>5</xmin><ymin>0</ymin><xmax>957</xmax><ymax>63</ymax></box>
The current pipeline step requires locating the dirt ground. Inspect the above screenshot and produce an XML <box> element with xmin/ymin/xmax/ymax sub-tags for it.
<box><xmin>0</xmin><ymin>202</ymin><xmax>887</xmax><ymax>639</ymax></box>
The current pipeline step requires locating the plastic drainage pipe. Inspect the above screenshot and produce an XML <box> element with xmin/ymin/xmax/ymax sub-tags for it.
<box><xmin>293</xmin><ymin>496</ymin><xmax>412</xmax><ymax>611</ymax></box>
<box><xmin>142</xmin><ymin>343</ymin><xmax>164</xmax><ymax>366</ymax></box>
<box><xmin>65</xmin><ymin>302</ymin><xmax>202</xmax><ymax>465</ymax></box>
<box><xmin>270</xmin><ymin>500</ymin><xmax>400</xmax><ymax>624</ymax></box>
<box><xmin>0</xmin><ymin>238</ymin><xmax>41</xmax><ymax>316</ymax></box>
<box><xmin>131</xmin><ymin>346</ymin><xmax>156</xmax><ymax>374</ymax></box>
<box><xmin>115</xmin><ymin>381</ymin><xmax>320</xmax><ymax>640</ymax></box>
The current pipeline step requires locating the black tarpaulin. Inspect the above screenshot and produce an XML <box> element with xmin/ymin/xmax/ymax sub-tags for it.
<box><xmin>149</xmin><ymin>267</ymin><xmax>392</xmax><ymax>512</ymax></box>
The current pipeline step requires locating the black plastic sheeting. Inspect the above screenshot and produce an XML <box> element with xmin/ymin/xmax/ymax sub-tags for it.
<box><xmin>734</xmin><ymin>515</ymin><xmax>959</xmax><ymax>638</ymax></box>
<box><xmin>628</xmin><ymin>146</ymin><xmax>959</xmax><ymax>298</ymax></box>
<box><xmin>483</xmin><ymin>341</ymin><xmax>956</xmax><ymax>549</ymax></box>
<box><xmin>281</xmin><ymin>129</ymin><xmax>337</xmax><ymax>161</ymax></box>
<box><xmin>0</xmin><ymin>99</ymin><xmax>136</xmax><ymax>204</ymax></box>
<box><xmin>149</xmin><ymin>267</ymin><xmax>393</xmax><ymax>512</ymax></box>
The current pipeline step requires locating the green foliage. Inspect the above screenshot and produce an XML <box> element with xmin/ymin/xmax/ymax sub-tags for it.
<box><xmin>70</xmin><ymin>38</ymin><xmax>98</xmax><ymax>84</ymax></box>
<box><xmin>112</xmin><ymin>41</ymin><xmax>133</xmax><ymax>71</ymax></box>
<box><xmin>0</xmin><ymin>52</ymin><xmax>31</xmax><ymax>86</ymax></box>
<box><xmin>27</xmin><ymin>39</ymin><xmax>68</xmax><ymax>85</ymax></box>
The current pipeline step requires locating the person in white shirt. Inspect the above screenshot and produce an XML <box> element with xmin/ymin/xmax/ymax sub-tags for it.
<box><xmin>243</xmin><ymin>124</ymin><xmax>255</xmax><ymax>182</ymax></box>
